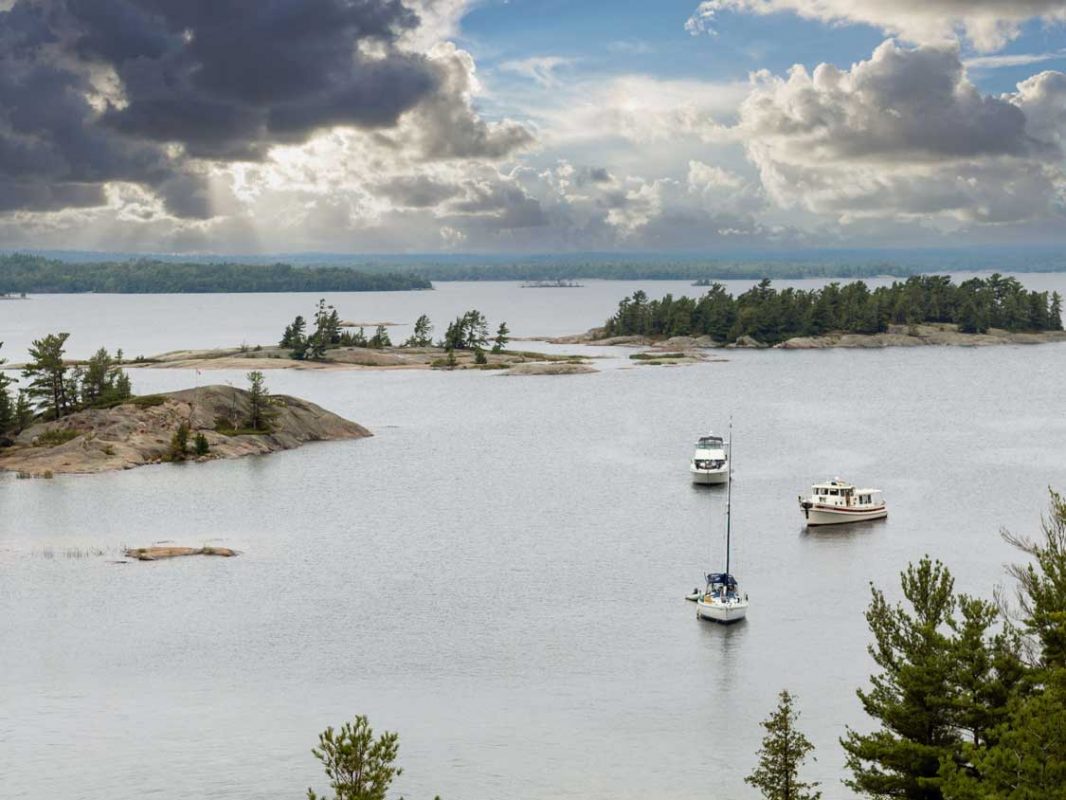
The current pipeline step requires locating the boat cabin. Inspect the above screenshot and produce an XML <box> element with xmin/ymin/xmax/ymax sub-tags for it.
<box><xmin>809</xmin><ymin>480</ymin><xmax>883</xmax><ymax>508</ymax></box>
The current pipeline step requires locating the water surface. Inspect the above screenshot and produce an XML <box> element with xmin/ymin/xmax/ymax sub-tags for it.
<box><xmin>2</xmin><ymin>278</ymin><xmax>1065</xmax><ymax>799</ymax></box>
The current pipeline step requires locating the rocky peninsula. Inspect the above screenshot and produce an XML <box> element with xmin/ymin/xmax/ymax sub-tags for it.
<box><xmin>125</xmin><ymin>344</ymin><xmax>594</xmax><ymax>373</ymax></box>
<box><xmin>0</xmin><ymin>385</ymin><xmax>369</xmax><ymax>477</ymax></box>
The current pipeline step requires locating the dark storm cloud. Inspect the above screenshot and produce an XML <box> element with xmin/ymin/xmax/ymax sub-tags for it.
<box><xmin>0</xmin><ymin>0</ymin><xmax>528</xmax><ymax>217</ymax></box>
<box><xmin>68</xmin><ymin>0</ymin><xmax>439</xmax><ymax>157</ymax></box>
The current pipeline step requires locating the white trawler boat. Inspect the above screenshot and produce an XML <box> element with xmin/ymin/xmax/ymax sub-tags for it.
<box><xmin>798</xmin><ymin>479</ymin><xmax>887</xmax><ymax>527</ymax></box>
<box><xmin>689</xmin><ymin>433</ymin><xmax>728</xmax><ymax>485</ymax></box>
<box><xmin>695</xmin><ymin>424</ymin><xmax>749</xmax><ymax>624</ymax></box>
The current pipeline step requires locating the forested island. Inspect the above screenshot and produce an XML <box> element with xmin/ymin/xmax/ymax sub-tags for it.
<box><xmin>601</xmin><ymin>275</ymin><xmax>1064</xmax><ymax>346</ymax></box>
<box><xmin>0</xmin><ymin>254</ymin><xmax>431</xmax><ymax>293</ymax></box>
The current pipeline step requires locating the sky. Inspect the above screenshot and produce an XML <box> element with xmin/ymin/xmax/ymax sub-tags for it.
<box><xmin>0</xmin><ymin>0</ymin><xmax>1064</xmax><ymax>255</ymax></box>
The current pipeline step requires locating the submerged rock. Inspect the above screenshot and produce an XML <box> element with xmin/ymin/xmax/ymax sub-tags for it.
<box><xmin>125</xmin><ymin>546</ymin><xmax>238</xmax><ymax>560</ymax></box>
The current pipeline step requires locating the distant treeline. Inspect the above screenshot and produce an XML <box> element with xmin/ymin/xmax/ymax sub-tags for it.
<box><xmin>0</xmin><ymin>254</ymin><xmax>431</xmax><ymax>293</ymax></box>
<box><xmin>387</xmin><ymin>260</ymin><xmax>922</xmax><ymax>282</ymax></box>
<box><xmin>604</xmin><ymin>275</ymin><xmax>1064</xmax><ymax>344</ymax></box>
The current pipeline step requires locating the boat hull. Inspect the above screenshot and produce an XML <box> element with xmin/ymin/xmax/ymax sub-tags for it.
<box><xmin>695</xmin><ymin>598</ymin><xmax>749</xmax><ymax>623</ymax></box>
<box><xmin>690</xmin><ymin>467</ymin><xmax>728</xmax><ymax>485</ymax></box>
<box><xmin>802</xmin><ymin>505</ymin><xmax>888</xmax><ymax>527</ymax></box>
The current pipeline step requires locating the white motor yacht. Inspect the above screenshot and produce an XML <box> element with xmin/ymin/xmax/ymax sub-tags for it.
<box><xmin>798</xmin><ymin>479</ymin><xmax>887</xmax><ymax>527</ymax></box>
<box><xmin>690</xmin><ymin>433</ymin><xmax>728</xmax><ymax>485</ymax></box>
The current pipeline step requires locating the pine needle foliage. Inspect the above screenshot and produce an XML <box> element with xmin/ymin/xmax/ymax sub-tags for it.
<box><xmin>306</xmin><ymin>716</ymin><xmax>401</xmax><ymax>800</ymax></box>
<box><xmin>746</xmin><ymin>690</ymin><xmax>822</xmax><ymax>800</ymax></box>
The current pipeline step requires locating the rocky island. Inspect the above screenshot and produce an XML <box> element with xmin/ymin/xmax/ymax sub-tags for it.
<box><xmin>550</xmin><ymin>323</ymin><xmax>1066</xmax><ymax>352</ymax></box>
<box><xmin>0</xmin><ymin>385</ymin><xmax>369</xmax><ymax>477</ymax></box>
<box><xmin>555</xmin><ymin>275</ymin><xmax>1065</xmax><ymax>354</ymax></box>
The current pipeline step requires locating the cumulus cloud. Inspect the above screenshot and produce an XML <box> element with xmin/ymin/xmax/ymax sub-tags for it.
<box><xmin>686</xmin><ymin>0</ymin><xmax>1066</xmax><ymax>52</ymax></box>
<box><xmin>734</xmin><ymin>40</ymin><xmax>1066</xmax><ymax>223</ymax></box>
<box><xmin>0</xmin><ymin>0</ymin><xmax>531</xmax><ymax>221</ymax></box>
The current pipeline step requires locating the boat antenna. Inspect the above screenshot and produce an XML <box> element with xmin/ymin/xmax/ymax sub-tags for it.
<box><xmin>725</xmin><ymin>417</ymin><xmax>733</xmax><ymax>577</ymax></box>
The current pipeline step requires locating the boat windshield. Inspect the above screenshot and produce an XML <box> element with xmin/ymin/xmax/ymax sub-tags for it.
<box><xmin>696</xmin><ymin>437</ymin><xmax>724</xmax><ymax>449</ymax></box>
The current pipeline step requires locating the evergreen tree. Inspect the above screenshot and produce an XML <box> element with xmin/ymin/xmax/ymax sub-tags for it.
<box><xmin>0</xmin><ymin>342</ymin><xmax>13</xmax><ymax>433</ymax></box>
<box><xmin>306</xmin><ymin>715</ymin><xmax>402</xmax><ymax>800</ymax></box>
<box><xmin>474</xmin><ymin>347</ymin><xmax>487</xmax><ymax>364</ymax></box>
<box><xmin>22</xmin><ymin>332</ymin><xmax>72</xmax><ymax>420</ymax></box>
<box><xmin>14</xmin><ymin>390</ymin><xmax>33</xmax><ymax>432</ymax></box>
<box><xmin>492</xmin><ymin>322</ymin><xmax>510</xmax><ymax>353</ymax></box>
<box><xmin>169</xmin><ymin>422</ymin><xmax>189</xmax><ymax>461</ymax></box>
<box><xmin>193</xmin><ymin>432</ymin><xmax>210</xmax><ymax>456</ymax></box>
<box><xmin>368</xmin><ymin>325</ymin><xmax>392</xmax><ymax>349</ymax></box>
<box><xmin>940</xmin><ymin>491</ymin><xmax>1066</xmax><ymax>799</ymax></box>
<box><xmin>445</xmin><ymin>347</ymin><xmax>457</xmax><ymax>369</ymax></box>
<box><xmin>80</xmin><ymin>347</ymin><xmax>131</xmax><ymax>406</ymax></box>
<box><xmin>246</xmin><ymin>370</ymin><xmax>273</xmax><ymax>431</ymax></box>
<box><xmin>405</xmin><ymin>314</ymin><xmax>433</xmax><ymax>347</ymax></box>
<box><xmin>281</xmin><ymin>315</ymin><xmax>307</xmax><ymax>349</ymax></box>
<box><xmin>842</xmin><ymin>558</ymin><xmax>959</xmax><ymax>800</ymax></box>
<box><xmin>1050</xmin><ymin>292</ymin><xmax>1063</xmax><ymax>331</ymax></box>
<box><xmin>302</xmin><ymin>299</ymin><xmax>335</xmax><ymax>361</ymax></box>
<box><xmin>442</xmin><ymin>316</ymin><xmax>466</xmax><ymax>350</ymax></box>
<box><xmin>944</xmin><ymin>597</ymin><xmax>1023</xmax><ymax>750</ymax></box>
<box><xmin>746</xmin><ymin>690</ymin><xmax>822</xmax><ymax>800</ymax></box>
<box><xmin>327</xmin><ymin>309</ymin><xmax>343</xmax><ymax>344</ymax></box>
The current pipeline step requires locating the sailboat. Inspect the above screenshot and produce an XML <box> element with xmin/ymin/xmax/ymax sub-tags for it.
<box><xmin>695</xmin><ymin>423</ymin><xmax>749</xmax><ymax>624</ymax></box>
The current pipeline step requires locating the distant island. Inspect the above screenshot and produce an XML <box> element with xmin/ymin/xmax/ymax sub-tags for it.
<box><xmin>0</xmin><ymin>253</ymin><xmax>431</xmax><ymax>294</ymax></box>
<box><xmin>114</xmin><ymin>301</ymin><xmax>592</xmax><ymax>374</ymax></box>
<box><xmin>596</xmin><ymin>275</ymin><xmax>1063</xmax><ymax>347</ymax></box>
<box><xmin>521</xmin><ymin>279</ymin><xmax>584</xmax><ymax>288</ymax></box>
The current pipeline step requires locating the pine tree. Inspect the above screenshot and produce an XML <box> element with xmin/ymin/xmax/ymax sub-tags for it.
<box><xmin>169</xmin><ymin>422</ymin><xmax>189</xmax><ymax>461</ymax></box>
<box><xmin>405</xmin><ymin>314</ymin><xmax>433</xmax><ymax>347</ymax></box>
<box><xmin>79</xmin><ymin>347</ymin><xmax>131</xmax><ymax>407</ymax></box>
<box><xmin>281</xmin><ymin>315</ymin><xmax>306</xmax><ymax>349</ymax></box>
<box><xmin>445</xmin><ymin>347</ymin><xmax>457</xmax><ymax>369</ymax></box>
<box><xmin>0</xmin><ymin>341</ymin><xmax>13</xmax><ymax>433</ymax></box>
<box><xmin>306</xmin><ymin>715</ymin><xmax>402</xmax><ymax>800</ymax></box>
<box><xmin>246</xmin><ymin>370</ymin><xmax>273</xmax><ymax>431</ymax></box>
<box><xmin>22</xmin><ymin>332</ymin><xmax>72</xmax><ymax>420</ymax></box>
<box><xmin>193</xmin><ymin>432</ymin><xmax>210</xmax><ymax>456</ymax></box>
<box><xmin>443</xmin><ymin>316</ymin><xmax>466</xmax><ymax>350</ymax></box>
<box><xmin>474</xmin><ymin>347</ymin><xmax>487</xmax><ymax>364</ymax></box>
<box><xmin>746</xmin><ymin>690</ymin><xmax>821</xmax><ymax>800</ymax></box>
<box><xmin>1050</xmin><ymin>292</ymin><xmax>1063</xmax><ymax>331</ymax></box>
<box><xmin>368</xmin><ymin>325</ymin><xmax>391</xmax><ymax>349</ymax></box>
<box><xmin>940</xmin><ymin>492</ymin><xmax>1066</xmax><ymax>799</ymax></box>
<box><xmin>327</xmin><ymin>309</ymin><xmax>342</xmax><ymax>344</ymax></box>
<box><xmin>492</xmin><ymin>321</ymin><xmax>510</xmax><ymax>353</ymax></box>
<box><xmin>463</xmin><ymin>310</ymin><xmax>489</xmax><ymax>349</ymax></box>
<box><xmin>842</xmin><ymin>558</ymin><xmax>959</xmax><ymax>800</ymax></box>
<box><xmin>14</xmin><ymin>390</ymin><xmax>33</xmax><ymax>432</ymax></box>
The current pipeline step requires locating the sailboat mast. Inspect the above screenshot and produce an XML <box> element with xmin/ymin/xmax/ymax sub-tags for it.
<box><xmin>725</xmin><ymin>420</ymin><xmax>732</xmax><ymax>577</ymax></box>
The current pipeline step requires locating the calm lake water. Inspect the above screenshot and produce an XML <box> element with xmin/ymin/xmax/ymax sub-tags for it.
<box><xmin>3</xmin><ymin>276</ymin><xmax>1066</xmax><ymax>799</ymax></box>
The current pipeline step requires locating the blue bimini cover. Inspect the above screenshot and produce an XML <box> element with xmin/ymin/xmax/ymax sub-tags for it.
<box><xmin>706</xmin><ymin>573</ymin><xmax>738</xmax><ymax>587</ymax></box>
